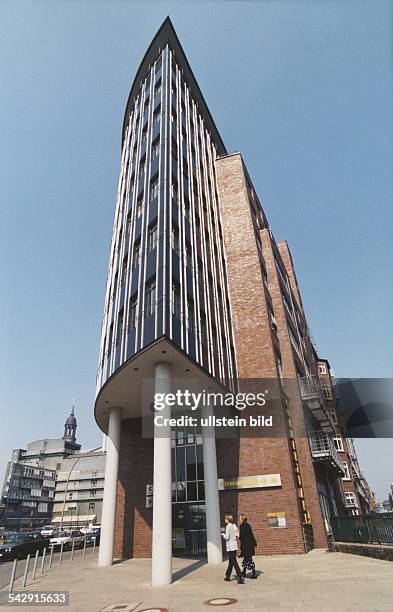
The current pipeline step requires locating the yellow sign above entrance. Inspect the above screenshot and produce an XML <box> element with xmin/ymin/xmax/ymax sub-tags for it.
<box><xmin>217</xmin><ymin>473</ymin><xmax>282</xmax><ymax>490</ymax></box>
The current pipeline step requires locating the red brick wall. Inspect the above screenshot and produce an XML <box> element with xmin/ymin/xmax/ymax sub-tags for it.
<box><xmin>114</xmin><ymin>418</ymin><xmax>154</xmax><ymax>559</ymax></box>
<box><xmin>261</xmin><ymin>230</ymin><xmax>328</xmax><ymax>548</ymax></box>
<box><xmin>215</xmin><ymin>153</ymin><xmax>308</xmax><ymax>554</ymax></box>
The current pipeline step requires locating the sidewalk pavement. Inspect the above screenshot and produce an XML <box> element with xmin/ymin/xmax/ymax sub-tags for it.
<box><xmin>1</xmin><ymin>549</ymin><xmax>392</xmax><ymax>612</ymax></box>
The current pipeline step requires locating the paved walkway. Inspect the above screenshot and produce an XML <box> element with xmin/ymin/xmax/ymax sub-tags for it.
<box><xmin>0</xmin><ymin>549</ymin><xmax>392</xmax><ymax>611</ymax></box>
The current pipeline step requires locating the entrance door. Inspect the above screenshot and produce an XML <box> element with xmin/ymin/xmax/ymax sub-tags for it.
<box><xmin>171</xmin><ymin>428</ymin><xmax>206</xmax><ymax>557</ymax></box>
<box><xmin>172</xmin><ymin>503</ymin><xmax>206</xmax><ymax>557</ymax></box>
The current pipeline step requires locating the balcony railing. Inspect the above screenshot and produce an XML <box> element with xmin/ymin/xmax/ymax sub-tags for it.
<box><xmin>308</xmin><ymin>430</ymin><xmax>344</xmax><ymax>476</ymax></box>
<box><xmin>299</xmin><ymin>375</ymin><xmax>324</xmax><ymax>401</ymax></box>
<box><xmin>299</xmin><ymin>376</ymin><xmax>335</xmax><ymax>433</ymax></box>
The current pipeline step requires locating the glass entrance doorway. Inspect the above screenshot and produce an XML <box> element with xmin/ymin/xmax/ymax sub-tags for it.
<box><xmin>171</xmin><ymin>428</ymin><xmax>207</xmax><ymax>557</ymax></box>
<box><xmin>172</xmin><ymin>503</ymin><xmax>206</xmax><ymax>557</ymax></box>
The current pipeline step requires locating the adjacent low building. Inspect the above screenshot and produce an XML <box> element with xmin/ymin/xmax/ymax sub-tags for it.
<box><xmin>0</xmin><ymin>452</ymin><xmax>56</xmax><ymax>530</ymax></box>
<box><xmin>0</xmin><ymin>409</ymin><xmax>106</xmax><ymax>530</ymax></box>
<box><xmin>52</xmin><ymin>451</ymin><xmax>105</xmax><ymax>529</ymax></box>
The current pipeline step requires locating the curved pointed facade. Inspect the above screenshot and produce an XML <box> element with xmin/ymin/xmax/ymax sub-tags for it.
<box><xmin>95</xmin><ymin>17</ymin><xmax>236</xmax><ymax>421</ymax></box>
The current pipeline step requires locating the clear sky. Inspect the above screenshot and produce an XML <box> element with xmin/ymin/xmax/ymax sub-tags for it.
<box><xmin>1</xmin><ymin>1</ymin><xmax>392</xmax><ymax>499</ymax></box>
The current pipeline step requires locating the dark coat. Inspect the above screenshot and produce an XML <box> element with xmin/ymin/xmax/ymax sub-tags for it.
<box><xmin>239</xmin><ymin>522</ymin><xmax>257</xmax><ymax>557</ymax></box>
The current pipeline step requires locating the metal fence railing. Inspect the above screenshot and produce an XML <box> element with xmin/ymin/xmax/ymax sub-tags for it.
<box><xmin>4</xmin><ymin>537</ymin><xmax>99</xmax><ymax>595</ymax></box>
<box><xmin>331</xmin><ymin>513</ymin><xmax>393</xmax><ymax>545</ymax></box>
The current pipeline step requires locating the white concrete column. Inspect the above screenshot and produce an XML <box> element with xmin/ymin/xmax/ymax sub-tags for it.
<box><xmin>98</xmin><ymin>406</ymin><xmax>122</xmax><ymax>567</ymax></box>
<box><xmin>152</xmin><ymin>362</ymin><xmax>172</xmax><ymax>586</ymax></box>
<box><xmin>202</xmin><ymin>400</ymin><xmax>223</xmax><ymax>564</ymax></box>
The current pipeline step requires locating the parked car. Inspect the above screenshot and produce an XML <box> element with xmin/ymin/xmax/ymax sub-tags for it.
<box><xmin>0</xmin><ymin>532</ymin><xmax>49</xmax><ymax>561</ymax></box>
<box><xmin>0</xmin><ymin>531</ymin><xmax>18</xmax><ymax>545</ymax></box>
<box><xmin>49</xmin><ymin>530</ymin><xmax>85</xmax><ymax>550</ymax></box>
<box><xmin>40</xmin><ymin>526</ymin><xmax>55</xmax><ymax>537</ymax></box>
<box><xmin>85</xmin><ymin>528</ymin><xmax>100</xmax><ymax>546</ymax></box>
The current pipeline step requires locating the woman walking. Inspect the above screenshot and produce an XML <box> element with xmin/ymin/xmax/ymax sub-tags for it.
<box><xmin>221</xmin><ymin>514</ymin><xmax>244</xmax><ymax>584</ymax></box>
<box><xmin>239</xmin><ymin>514</ymin><xmax>257</xmax><ymax>579</ymax></box>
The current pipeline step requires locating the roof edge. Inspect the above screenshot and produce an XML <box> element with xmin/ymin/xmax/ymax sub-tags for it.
<box><xmin>121</xmin><ymin>16</ymin><xmax>226</xmax><ymax>155</ymax></box>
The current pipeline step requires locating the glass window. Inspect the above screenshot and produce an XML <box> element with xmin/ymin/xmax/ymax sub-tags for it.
<box><xmin>185</xmin><ymin>242</ymin><xmax>192</xmax><ymax>268</ymax></box>
<box><xmin>132</xmin><ymin>242</ymin><xmax>141</xmax><ymax>269</ymax></box>
<box><xmin>154</xmin><ymin>79</ymin><xmax>162</xmax><ymax>96</ymax></box>
<box><xmin>152</xmin><ymin>140</ymin><xmax>160</xmax><ymax>159</ymax></box>
<box><xmin>186</xmin><ymin>445</ymin><xmax>196</xmax><ymax>481</ymax></box>
<box><xmin>150</xmin><ymin>178</ymin><xmax>159</xmax><ymax>201</ymax></box>
<box><xmin>116</xmin><ymin>309</ymin><xmax>124</xmax><ymax>344</ymax></box>
<box><xmin>184</xmin><ymin>199</ymin><xmax>190</xmax><ymax>221</ymax></box>
<box><xmin>148</xmin><ymin>223</ymin><xmax>158</xmax><ymax>252</ymax></box>
<box><xmin>153</xmin><ymin>110</ymin><xmax>160</xmax><ymax>126</ymax></box>
<box><xmin>176</xmin><ymin>482</ymin><xmax>186</xmax><ymax>502</ymax></box>
<box><xmin>128</xmin><ymin>295</ymin><xmax>137</xmax><ymax>329</ymax></box>
<box><xmin>171</xmin><ymin>447</ymin><xmax>176</xmax><ymax>481</ymax></box>
<box><xmin>345</xmin><ymin>492</ymin><xmax>356</xmax><ymax>506</ymax></box>
<box><xmin>121</xmin><ymin>257</ymin><xmax>128</xmax><ymax>286</ymax></box>
<box><xmin>187</xmin><ymin>482</ymin><xmax>197</xmax><ymax>502</ymax></box>
<box><xmin>200</xmin><ymin>313</ymin><xmax>207</xmax><ymax>345</ymax></box>
<box><xmin>333</xmin><ymin>436</ymin><xmax>344</xmax><ymax>452</ymax></box>
<box><xmin>195</xmin><ymin>216</ymin><xmax>200</xmax><ymax>237</ymax></box>
<box><xmin>176</xmin><ymin>447</ymin><xmax>186</xmax><ymax>481</ymax></box>
<box><xmin>172</xmin><ymin>282</ymin><xmax>181</xmax><ymax>318</ymax></box>
<box><xmin>196</xmin><ymin>444</ymin><xmax>204</xmax><ymax>480</ymax></box>
<box><xmin>342</xmin><ymin>462</ymin><xmax>351</xmax><ymax>481</ymax></box>
<box><xmin>171</xmin><ymin>225</ymin><xmax>179</xmax><ymax>253</ymax></box>
<box><xmin>322</xmin><ymin>383</ymin><xmax>332</xmax><ymax>400</ymax></box>
<box><xmin>145</xmin><ymin>278</ymin><xmax>156</xmax><ymax>316</ymax></box>
<box><xmin>171</xmin><ymin>182</ymin><xmax>179</xmax><ymax>204</ymax></box>
<box><xmin>187</xmin><ymin>299</ymin><xmax>194</xmax><ymax>331</ymax></box>
<box><xmin>197</xmin><ymin>481</ymin><xmax>205</xmax><ymax>501</ymax></box>
<box><xmin>136</xmin><ymin>196</ymin><xmax>143</xmax><ymax>219</ymax></box>
<box><xmin>318</xmin><ymin>362</ymin><xmax>327</xmax><ymax>375</ymax></box>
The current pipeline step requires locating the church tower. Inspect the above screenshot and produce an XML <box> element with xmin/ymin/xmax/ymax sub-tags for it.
<box><xmin>63</xmin><ymin>405</ymin><xmax>77</xmax><ymax>443</ymax></box>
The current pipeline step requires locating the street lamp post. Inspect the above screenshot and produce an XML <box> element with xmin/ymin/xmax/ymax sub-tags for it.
<box><xmin>59</xmin><ymin>447</ymin><xmax>102</xmax><ymax>531</ymax></box>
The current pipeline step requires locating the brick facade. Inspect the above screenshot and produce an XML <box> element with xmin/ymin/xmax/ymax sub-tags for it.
<box><xmin>215</xmin><ymin>153</ymin><xmax>326</xmax><ymax>553</ymax></box>
<box><xmin>114</xmin><ymin>418</ymin><xmax>153</xmax><ymax>559</ymax></box>
<box><xmin>111</xmin><ymin>151</ymin><xmax>370</xmax><ymax>559</ymax></box>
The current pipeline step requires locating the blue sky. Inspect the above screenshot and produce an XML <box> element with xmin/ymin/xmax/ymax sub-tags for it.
<box><xmin>0</xmin><ymin>1</ymin><xmax>392</xmax><ymax>498</ymax></box>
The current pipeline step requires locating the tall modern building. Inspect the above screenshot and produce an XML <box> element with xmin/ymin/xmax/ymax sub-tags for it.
<box><xmin>94</xmin><ymin>18</ymin><xmax>372</xmax><ymax>585</ymax></box>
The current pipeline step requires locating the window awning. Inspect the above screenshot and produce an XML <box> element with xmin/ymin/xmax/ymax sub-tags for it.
<box><xmin>52</xmin><ymin>514</ymin><xmax>96</xmax><ymax>524</ymax></box>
